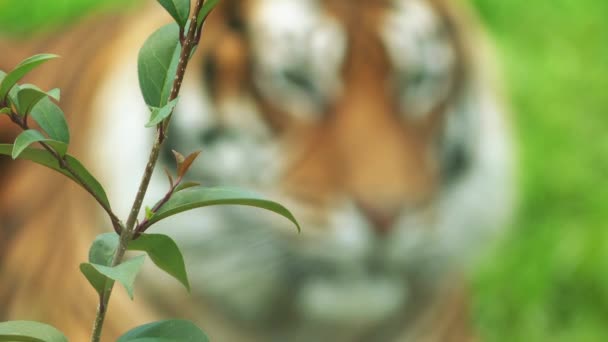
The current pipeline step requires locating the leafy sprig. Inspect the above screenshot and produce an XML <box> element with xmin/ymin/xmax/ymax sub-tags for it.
<box><xmin>0</xmin><ymin>1</ymin><xmax>301</xmax><ymax>341</ymax></box>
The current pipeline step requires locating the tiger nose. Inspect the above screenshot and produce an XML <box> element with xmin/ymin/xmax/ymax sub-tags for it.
<box><xmin>355</xmin><ymin>198</ymin><xmax>401</xmax><ymax>235</ymax></box>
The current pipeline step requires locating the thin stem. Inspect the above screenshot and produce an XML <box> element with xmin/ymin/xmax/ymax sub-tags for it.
<box><xmin>90</xmin><ymin>1</ymin><xmax>206</xmax><ymax>341</ymax></box>
<box><xmin>124</xmin><ymin>136</ymin><xmax>163</xmax><ymax>232</ymax></box>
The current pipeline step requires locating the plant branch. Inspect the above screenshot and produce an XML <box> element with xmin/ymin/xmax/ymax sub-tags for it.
<box><xmin>8</xmin><ymin>112</ymin><xmax>124</xmax><ymax>234</ymax></box>
<box><xmin>90</xmin><ymin>1</ymin><xmax>206</xmax><ymax>341</ymax></box>
<box><xmin>134</xmin><ymin>175</ymin><xmax>182</xmax><ymax>237</ymax></box>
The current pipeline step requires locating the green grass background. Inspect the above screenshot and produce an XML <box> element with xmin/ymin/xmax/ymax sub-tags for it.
<box><xmin>1</xmin><ymin>0</ymin><xmax>606</xmax><ymax>340</ymax></box>
<box><xmin>472</xmin><ymin>1</ymin><xmax>608</xmax><ymax>341</ymax></box>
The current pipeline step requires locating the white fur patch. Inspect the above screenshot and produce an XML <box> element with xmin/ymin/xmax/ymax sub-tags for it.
<box><xmin>381</xmin><ymin>0</ymin><xmax>456</xmax><ymax>118</ymax></box>
<box><xmin>248</xmin><ymin>0</ymin><xmax>346</xmax><ymax>120</ymax></box>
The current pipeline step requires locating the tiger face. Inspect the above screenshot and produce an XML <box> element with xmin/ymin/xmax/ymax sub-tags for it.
<box><xmin>0</xmin><ymin>0</ymin><xmax>512</xmax><ymax>341</ymax></box>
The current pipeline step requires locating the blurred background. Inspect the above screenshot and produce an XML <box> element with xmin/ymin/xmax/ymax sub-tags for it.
<box><xmin>0</xmin><ymin>0</ymin><xmax>606</xmax><ymax>341</ymax></box>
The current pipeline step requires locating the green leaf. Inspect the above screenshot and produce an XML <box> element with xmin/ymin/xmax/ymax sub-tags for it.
<box><xmin>47</xmin><ymin>88</ymin><xmax>61</xmax><ymax>101</ymax></box>
<box><xmin>0</xmin><ymin>144</ymin><xmax>111</xmax><ymax>209</ymax></box>
<box><xmin>30</xmin><ymin>97</ymin><xmax>69</xmax><ymax>144</ymax></box>
<box><xmin>147</xmin><ymin>187</ymin><xmax>301</xmax><ymax>232</ymax></box>
<box><xmin>174</xmin><ymin>181</ymin><xmax>200</xmax><ymax>192</ymax></box>
<box><xmin>0</xmin><ymin>321</ymin><xmax>67</xmax><ymax>342</ymax></box>
<box><xmin>157</xmin><ymin>0</ymin><xmax>191</xmax><ymax>29</ymax></box>
<box><xmin>7</xmin><ymin>84</ymin><xmax>21</xmax><ymax>111</ymax></box>
<box><xmin>145</xmin><ymin>97</ymin><xmax>179</xmax><ymax>127</ymax></box>
<box><xmin>145</xmin><ymin>206</ymin><xmax>155</xmax><ymax>220</ymax></box>
<box><xmin>138</xmin><ymin>24</ymin><xmax>181</xmax><ymax>107</ymax></box>
<box><xmin>89</xmin><ymin>233</ymin><xmax>119</xmax><ymax>266</ymax></box>
<box><xmin>85</xmin><ymin>255</ymin><xmax>146</xmax><ymax>300</ymax></box>
<box><xmin>16</xmin><ymin>86</ymin><xmax>46</xmax><ymax>115</ymax></box>
<box><xmin>128</xmin><ymin>234</ymin><xmax>190</xmax><ymax>291</ymax></box>
<box><xmin>196</xmin><ymin>0</ymin><xmax>220</xmax><ymax>29</ymax></box>
<box><xmin>0</xmin><ymin>108</ymin><xmax>11</xmax><ymax>115</ymax></box>
<box><xmin>0</xmin><ymin>54</ymin><xmax>59</xmax><ymax>101</ymax></box>
<box><xmin>12</xmin><ymin>130</ymin><xmax>68</xmax><ymax>159</ymax></box>
<box><xmin>16</xmin><ymin>85</ymin><xmax>60</xmax><ymax>115</ymax></box>
<box><xmin>117</xmin><ymin>320</ymin><xmax>209</xmax><ymax>342</ymax></box>
<box><xmin>80</xmin><ymin>263</ymin><xmax>108</xmax><ymax>297</ymax></box>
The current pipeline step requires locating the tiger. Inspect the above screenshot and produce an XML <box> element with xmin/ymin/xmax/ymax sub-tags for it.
<box><xmin>0</xmin><ymin>0</ymin><xmax>513</xmax><ymax>341</ymax></box>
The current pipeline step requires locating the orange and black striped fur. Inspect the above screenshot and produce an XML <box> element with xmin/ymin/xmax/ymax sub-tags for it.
<box><xmin>0</xmin><ymin>1</ymin><xmax>512</xmax><ymax>341</ymax></box>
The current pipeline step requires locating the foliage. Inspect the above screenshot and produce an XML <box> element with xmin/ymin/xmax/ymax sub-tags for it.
<box><xmin>117</xmin><ymin>320</ymin><xmax>209</xmax><ymax>342</ymax></box>
<box><xmin>0</xmin><ymin>1</ymin><xmax>300</xmax><ymax>341</ymax></box>
<box><xmin>0</xmin><ymin>321</ymin><xmax>68</xmax><ymax>342</ymax></box>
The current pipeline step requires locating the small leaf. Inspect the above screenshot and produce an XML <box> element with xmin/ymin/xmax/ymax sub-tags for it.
<box><xmin>128</xmin><ymin>234</ymin><xmax>190</xmax><ymax>291</ymax></box>
<box><xmin>86</xmin><ymin>255</ymin><xmax>146</xmax><ymax>300</ymax></box>
<box><xmin>30</xmin><ymin>97</ymin><xmax>70</xmax><ymax>144</ymax></box>
<box><xmin>138</xmin><ymin>24</ymin><xmax>181</xmax><ymax>107</ymax></box>
<box><xmin>196</xmin><ymin>0</ymin><xmax>220</xmax><ymax>30</ymax></box>
<box><xmin>16</xmin><ymin>85</ymin><xmax>60</xmax><ymax>115</ymax></box>
<box><xmin>12</xmin><ymin>130</ymin><xmax>68</xmax><ymax>159</ymax></box>
<box><xmin>0</xmin><ymin>108</ymin><xmax>11</xmax><ymax>115</ymax></box>
<box><xmin>89</xmin><ymin>233</ymin><xmax>119</xmax><ymax>266</ymax></box>
<box><xmin>172</xmin><ymin>150</ymin><xmax>185</xmax><ymax>165</ymax></box>
<box><xmin>177</xmin><ymin>150</ymin><xmax>201</xmax><ymax>178</ymax></box>
<box><xmin>80</xmin><ymin>263</ymin><xmax>108</xmax><ymax>297</ymax></box>
<box><xmin>0</xmin><ymin>144</ymin><xmax>111</xmax><ymax>209</ymax></box>
<box><xmin>117</xmin><ymin>319</ymin><xmax>209</xmax><ymax>342</ymax></box>
<box><xmin>174</xmin><ymin>181</ymin><xmax>200</xmax><ymax>192</ymax></box>
<box><xmin>157</xmin><ymin>0</ymin><xmax>191</xmax><ymax>29</ymax></box>
<box><xmin>163</xmin><ymin>167</ymin><xmax>174</xmax><ymax>188</ymax></box>
<box><xmin>147</xmin><ymin>187</ymin><xmax>301</xmax><ymax>232</ymax></box>
<box><xmin>0</xmin><ymin>320</ymin><xmax>68</xmax><ymax>342</ymax></box>
<box><xmin>145</xmin><ymin>97</ymin><xmax>179</xmax><ymax>127</ymax></box>
<box><xmin>0</xmin><ymin>54</ymin><xmax>59</xmax><ymax>101</ymax></box>
<box><xmin>145</xmin><ymin>206</ymin><xmax>155</xmax><ymax>220</ymax></box>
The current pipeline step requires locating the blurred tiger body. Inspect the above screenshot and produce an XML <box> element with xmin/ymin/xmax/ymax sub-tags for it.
<box><xmin>0</xmin><ymin>1</ymin><xmax>512</xmax><ymax>341</ymax></box>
